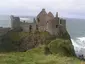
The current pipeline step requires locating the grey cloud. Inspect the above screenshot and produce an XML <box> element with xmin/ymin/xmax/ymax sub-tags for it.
<box><xmin>0</xmin><ymin>0</ymin><xmax>85</xmax><ymax>18</ymax></box>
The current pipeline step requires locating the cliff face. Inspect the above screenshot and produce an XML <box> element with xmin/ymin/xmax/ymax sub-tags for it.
<box><xmin>0</xmin><ymin>30</ymin><xmax>56</xmax><ymax>52</ymax></box>
<box><xmin>45</xmin><ymin>25</ymin><xmax>75</xmax><ymax>56</ymax></box>
<box><xmin>56</xmin><ymin>24</ymin><xmax>70</xmax><ymax>39</ymax></box>
<box><xmin>19</xmin><ymin>31</ymin><xmax>56</xmax><ymax>51</ymax></box>
<box><xmin>0</xmin><ymin>25</ymin><xmax>75</xmax><ymax>56</ymax></box>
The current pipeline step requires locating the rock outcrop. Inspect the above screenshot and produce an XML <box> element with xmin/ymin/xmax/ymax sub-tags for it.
<box><xmin>19</xmin><ymin>31</ymin><xmax>56</xmax><ymax>52</ymax></box>
<box><xmin>0</xmin><ymin>24</ymin><xmax>75</xmax><ymax>57</ymax></box>
<box><xmin>45</xmin><ymin>25</ymin><xmax>75</xmax><ymax>56</ymax></box>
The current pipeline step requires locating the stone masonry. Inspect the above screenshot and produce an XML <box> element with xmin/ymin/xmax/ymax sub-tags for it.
<box><xmin>10</xmin><ymin>9</ymin><xmax>66</xmax><ymax>35</ymax></box>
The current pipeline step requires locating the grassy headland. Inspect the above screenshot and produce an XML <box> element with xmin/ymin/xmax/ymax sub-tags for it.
<box><xmin>0</xmin><ymin>30</ymin><xmax>83</xmax><ymax>64</ymax></box>
<box><xmin>0</xmin><ymin>45</ymin><xmax>81</xmax><ymax>64</ymax></box>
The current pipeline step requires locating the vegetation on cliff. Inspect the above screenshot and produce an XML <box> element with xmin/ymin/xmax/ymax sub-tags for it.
<box><xmin>0</xmin><ymin>31</ymin><xmax>56</xmax><ymax>52</ymax></box>
<box><xmin>0</xmin><ymin>27</ymin><xmax>81</xmax><ymax>64</ymax></box>
<box><xmin>48</xmin><ymin>39</ymin><xmax>75</xmax><ymax>56</ymax></box>
<box><xmin>0</xmin><ymin>29</ymin><xmax>75</xmax><ymax>56</ymax></box>
<box><xmin>0</xmin><ymin>24</ymin><xmax>78</xmax><ymax>64</ymax></box>
<box><xmin>0</xmin><ymin>46</ymin><xmax>80</xmax><ymax>64</ymax></box>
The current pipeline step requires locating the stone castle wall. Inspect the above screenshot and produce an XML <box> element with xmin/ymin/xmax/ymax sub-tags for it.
<box><xmin>10</xmin><ymin>15</ymin><xmax>20</xmax><ymax>29</ymax></box>
<box><xmin>37</xmin><ymin>9</ymin><xmax>48</xmax><ymax>31</ymax></box>
<box><xmin>59</xmin><ymin>18</ymin><xmax>66</xmax><ymax>28</ymax></box>
<box><xmin>10</xmin><ymin>15</ymin><xmax>36</xmax><ymax>32</ymax></box>
<box><xmin>10</xmin><ymin>9</ymin><xmax>66</xmax><ymax>36</ymax></box>
<box><xmin>20</xmin><ymin>22</ymin><xmax>36</xmax><ymax>32</ymax></box>
<box><xmin>36</xmin><ymin>9</ymin><xmax>66</xmax><ymax>35</ymax></box>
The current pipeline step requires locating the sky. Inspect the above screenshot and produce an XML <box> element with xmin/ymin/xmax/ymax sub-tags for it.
<box><xmin>0</xmin><ymin>0</ymin><xmax>85</xmax><ymax>18</ymax></box>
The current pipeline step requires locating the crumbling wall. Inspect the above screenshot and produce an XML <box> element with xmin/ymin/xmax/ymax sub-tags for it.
<box><xmin>37</xmin><ymin>9</ymin><xmax>48</xmax><ymax>31</ymax></box>
<box><xmin>20</xmin><ymin>22</ymin><xmax>36</xmax><ymax>32</ymax></box>
<box><xmin>10</xmin><ymin>15</ymin><xmax>20</xmax><ymax>29</ymax></box>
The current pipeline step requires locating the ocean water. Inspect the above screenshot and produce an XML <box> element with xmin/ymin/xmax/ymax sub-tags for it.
<box><xmin>0</xmin><ymin>15</ymin><xmax>11</xmax><ymax>27</ymax></box>
<box><xmin>66</xmin><ymin>18</ymin><xmax>85</xmax><ymax>57</ymax></box>
<box><xmin>0</xmin><ymin>15</ymin><xmax>35</xmax><ymax>28</ymax></box>
<box><xmin>0</xmin><ymin>15</ymin><xmax>85</xmax><ymax>57</ymax></box>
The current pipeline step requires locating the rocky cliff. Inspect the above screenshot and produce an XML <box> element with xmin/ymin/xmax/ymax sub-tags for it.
<box><xmin>0</xmin><ymin>25</ymin><xmax>75</xmax><ymax>56</ymax></box>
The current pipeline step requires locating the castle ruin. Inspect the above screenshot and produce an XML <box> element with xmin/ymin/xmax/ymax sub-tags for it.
<box><xmin>10</xmin><ymin>9</ymin><xmax>66</xmax><ymax>35</ymax></box>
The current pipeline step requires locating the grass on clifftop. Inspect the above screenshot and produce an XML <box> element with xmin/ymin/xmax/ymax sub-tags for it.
<box><xmin>0</xmin><ymin>31</ymin><xmax>82</xmax><ymax>64</ymax></box>
<box><xmin>9</xmin><ymin>31</ymin><xmax>51</xmax><ymax>41</ymax></box>
<box><xmin>48</xmin><ymin>39</ymin><xmax>75</xmax><ymax>56</ymax></box>
<box><xmin>0</xmin><ymin>45</ymin><xmax>81</xmax><ymax>64</ymax></box>
<box><xmin>9</xmin><ymin>32</ymin><xmax>30</xmax><ymax>41</ymax></box>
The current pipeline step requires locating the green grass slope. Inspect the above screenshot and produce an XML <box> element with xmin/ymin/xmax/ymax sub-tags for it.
<box><xmin>0</xmin><ymin>31</ymin><xmax>81</xmax><ymax>64</ymax></box>
<box><xmin>48</xmin><ymin>39</ymin><xmax>75</xmax><ymax>56</ymax></box>
<box><xmin>0</xmin><ymin>46</ymin><xmax>80</xmax><ymax>64</ymax></box>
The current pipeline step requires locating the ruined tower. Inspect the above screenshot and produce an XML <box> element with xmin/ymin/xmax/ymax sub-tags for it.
<box><xmin>10</xmin><ymin>15</ymin><xmax>20</xmax><ymax>29</ymax></box>
<box><xmin>37</xmin><ymin>9</ymin><xmax>47</xmax><ymax>31</ymax></box>
<box><xmin>10</xmin><ymin>8</ymin><xmax>66</xmax><ymax>36</ymax></box>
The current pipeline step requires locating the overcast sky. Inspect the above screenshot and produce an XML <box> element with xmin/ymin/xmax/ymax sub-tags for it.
<box><xmin>0</xmin><ymin>0</ymin><xmax>85</xmax><ymax>18</ymax></box>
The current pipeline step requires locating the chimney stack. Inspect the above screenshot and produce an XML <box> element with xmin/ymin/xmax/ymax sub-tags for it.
<box><xmin>42</xmin><ymin>8</ymin><xmax>45</xmax><ymax>11</ymax></box>
<box><xmin>56</xmin><ymin>12</ymin><xmax>58</xmax><ymax>17</ymax></box>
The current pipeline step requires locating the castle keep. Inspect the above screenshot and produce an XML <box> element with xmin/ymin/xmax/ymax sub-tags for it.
<box><xmin>10</xmin><ymin>9</ymin><xmax>66</xmax><ymax>35</ymax></box>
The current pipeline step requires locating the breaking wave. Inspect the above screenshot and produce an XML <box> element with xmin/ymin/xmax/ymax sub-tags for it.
<box><xmin>71</xmin><ymin>37</ymin><xmax>85</xmax><ymax>57</ymax></box>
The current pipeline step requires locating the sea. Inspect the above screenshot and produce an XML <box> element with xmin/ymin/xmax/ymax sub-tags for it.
<box><xmin>0</xmin><ymin>15</ymin><xmax>85</xmax><ymax>57</ymax></box>
<box><xmin>66</xmin><ymin>18</ymin><xmax>85</xmax><ymax>57</ymax></box>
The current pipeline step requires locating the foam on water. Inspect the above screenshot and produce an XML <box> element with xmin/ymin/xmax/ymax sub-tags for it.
<box><xmin>71</xmin><ymin>37</ymin><xmax>85</xmax><ymax>57</ymax></box>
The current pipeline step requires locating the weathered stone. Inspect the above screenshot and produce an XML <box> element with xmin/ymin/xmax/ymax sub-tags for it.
<box><xmin>10</xmin><ymin>9</ymin><xmax>66</xmax><ymax>36</ymax></box>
